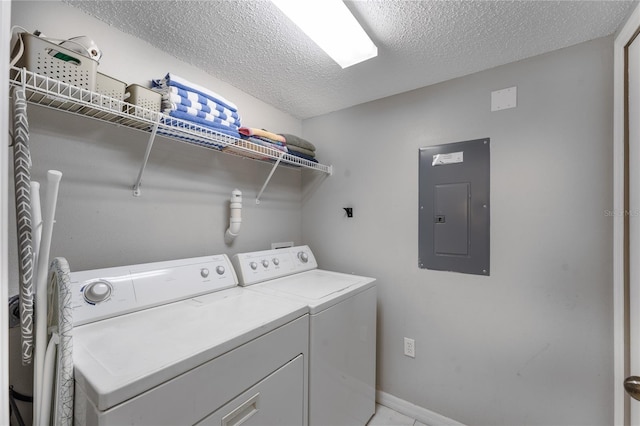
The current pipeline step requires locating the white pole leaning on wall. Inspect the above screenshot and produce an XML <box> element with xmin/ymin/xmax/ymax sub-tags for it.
<box><xmin>33</xmin><ymin>170</ymin><xmax>62</xmax><ymax>425</ymax></box>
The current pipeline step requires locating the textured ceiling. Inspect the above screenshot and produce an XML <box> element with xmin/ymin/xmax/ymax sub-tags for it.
<box><xmin>63</xmin><ymin>0</ymin><xmax>637</xmax><ymax>119</ymax></box>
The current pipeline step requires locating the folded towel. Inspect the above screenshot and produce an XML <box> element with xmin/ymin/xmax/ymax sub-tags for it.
<box><xmin>164</xmin><ymin>110</ymin><xmax>240</xmax><ymax>138</ymax></box>
<box><xmin>162</xmin><ymin>87</ymin><xmax>240</xmax><ymax>119</ymax></box>
<box><xmin>287</xmin><ymin>149</ymin><xmax>318</xmax><ymax>163</ymax></box>
<box><xmin>246</xmin><ymin>136</ymin><xmax>289</xmax><ymax>153</ymax></box>
<box><xmin>152</xmin><ymin>73</ymin><xmax>238</xmax><ymax>112</ymax></box>
<box><xmin>163</xmin><ymin>100</ymin><xmax>241</xmax><ymax>128</ymax></box>
<box><xmin>239</xmin><ymin>127</ymin><xmax>286</xmax><ymax>144</ymax></box>
<box><xmin>165</xmin><ymin>104</ymin><xmax>239</xmax><ymax>129</ymax></box>
<box><xmin>279</xmin><ymin>133</ymin><xmax>316</xmax><ymax>151</ymax></box>
<box><xmin>164</xmin><ymin>92</ymin><xmax>241</xmax><ymax>122</ymax></box>
<box><xmin>288</xmin><ymin>145</ymin><xmax>316</xmax><ymax>158</ymax></box>
<box><xmin>249</xmin><ymin>135</ymin><xmax>286</xmax><ymax>147</ymax></box>
<box><xmin>170</xmin><ymin>87</ymin><xmax>240</xmax><ymax>119</ymax></box>
<box><xmin>157</xmin><ymin>128</ymin><xmax>226</xmax><ymax>150</ymax></box>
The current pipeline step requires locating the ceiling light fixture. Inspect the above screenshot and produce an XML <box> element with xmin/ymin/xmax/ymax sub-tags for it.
<box><xmin>271</xmin><ymin>0</ymin><xmax>378</xmax><ymax>69</ymax></box>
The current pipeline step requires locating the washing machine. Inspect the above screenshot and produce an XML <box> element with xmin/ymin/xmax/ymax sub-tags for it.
<box><xmin>232</xmin><ymin>246</ymin><xmax>377</xmax><ymax>426</ymax></box>
<box><xmin>69</xmin><ymin>254</ymin><xmax>310</xmax><ymax>425</ymax></box>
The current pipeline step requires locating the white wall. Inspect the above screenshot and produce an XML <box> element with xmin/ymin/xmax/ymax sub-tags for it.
<box><xmin>302</xmin><ymin>36</ymin><xmax>614</xmax><ymax>425</ymax></box>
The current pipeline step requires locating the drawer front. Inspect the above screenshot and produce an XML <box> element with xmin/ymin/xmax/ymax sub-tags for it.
<box><xmin>196</xmin><ymin>355</ymin><xmax>304</xmax><ymax>426</ymax></box>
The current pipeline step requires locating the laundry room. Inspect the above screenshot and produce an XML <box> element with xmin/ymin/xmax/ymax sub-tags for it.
<box><xmin>2</xmin><ymin>0</ymin><xmax>636</xmax><ymax>425</ymax></box>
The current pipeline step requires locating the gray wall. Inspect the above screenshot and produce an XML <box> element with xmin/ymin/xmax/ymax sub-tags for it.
<box><xmin>302</xmin><ymin>36</ymin><xmax>614</xmax><ymax>425</ymax></box>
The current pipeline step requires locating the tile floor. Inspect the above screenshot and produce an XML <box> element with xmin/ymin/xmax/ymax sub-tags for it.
<box><xmin>367</xmin><ymin>404</ymin><xmax>427</xmax><ymax>426</ymax></box>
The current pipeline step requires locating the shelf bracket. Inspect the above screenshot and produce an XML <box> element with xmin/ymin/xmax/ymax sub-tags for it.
<box><xmin>256</xmin><ymin>152</ymin><xmax>285</xmax><ymax>205</ymax></box>
<box><xmin>132</xmin><ymin>116</ymin><xmax>161</xmax><ymax>197</ymax></box>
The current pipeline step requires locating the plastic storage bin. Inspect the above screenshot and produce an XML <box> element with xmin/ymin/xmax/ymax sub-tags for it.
<box><xmin>124</xmin><ymin>84</ymin><xmax>162</xmax><ymax>119</ymax></box>
<box><xmin>94</xmin><ymin>72</ymin><xmax>127</xmax><ymax>110</ymax></box>
<box><xmin>15</xmin><ymin>32</ymin><xmax>98</xmax><ymax>91</ymax></box>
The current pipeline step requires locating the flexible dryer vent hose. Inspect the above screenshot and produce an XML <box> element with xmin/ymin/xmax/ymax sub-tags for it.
<box><xmin>225</xmin><ymin>189</ymin><xmax>242</xmax><ymax>244</ymax></box>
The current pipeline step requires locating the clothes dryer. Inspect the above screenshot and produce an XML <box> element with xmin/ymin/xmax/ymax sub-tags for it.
<box><xmin>70</xmin><ymin>254</ymin><xmax>309</xmax><ymax>425</ymax></box>
<box><xmin>232</xmin><ymin>246</ymin><xmax>376</xmax><ymax>426</ymax></box>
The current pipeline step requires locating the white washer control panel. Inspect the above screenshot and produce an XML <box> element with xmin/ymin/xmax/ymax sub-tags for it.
<box><xmin>70</xmin><ymin>254</ymin><xmax>238</xmax><ymax>326</ymax></box>
<box><xmin>232</xmin><ymin>245</ymin><xmax>317</xmax><ymax>286</ymax></box>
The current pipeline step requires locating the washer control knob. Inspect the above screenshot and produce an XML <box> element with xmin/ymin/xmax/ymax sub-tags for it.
<box><xmin>273</xmin><ymin>258</ymin><xmax>280</xmax><ymax>266</ymax></box>
<box><xmin>250</xmin><ymin>262</ymin><xmax>258</xmax><ymax>270</ymax></box>
<box><xmin>262</xmin><ymin>259</ymin><xmax>269</xmax><ymax>268</ymax></box>
<box><xmin>216</xmin><ymin>265</ymin><xmax>225</xmax><ymax>275</ymax></box>
<box><xmin>83</xmin><ymin>280</ymin><xmax>112</xmax><ymax>305</ymax></box>
<box><xmin>298</xmin><ymin>252</ymin><xmax>309</xmax><ymax>263</ymax></box>
<box><xmin>201</xmin><ymin>268</ymin><xmax>210</xmax><ymax>278</ymax></box>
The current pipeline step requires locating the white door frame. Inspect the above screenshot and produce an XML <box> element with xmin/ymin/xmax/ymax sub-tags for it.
<box><xmin>1</xmin><ymin>1</ymin><xmax>11</xmax><ymax>425</ymax></box>
<box><xmin>615</xmin><ymin>3</ymin><xmax>640</xmax><ymax>425</ymax></box>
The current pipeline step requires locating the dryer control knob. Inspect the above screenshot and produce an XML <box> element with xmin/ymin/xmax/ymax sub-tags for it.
<box><xmin>273</xmin><ymin>258</ymin><xmax>280</xmax><ymax>266</ymax></box>
<box><xmin>250</xmin><ymin>262</ymin><xmax>258</xmax><ymax>270</ymax></box>
<box><xmin>298</xmin><ymin>252</ymin><xmax>309</xmax><ymax>263</ymax></box>
<box><xmin>83</xmin><ymin>280</ymin><xmax>112</xmax><ymax>305</ymax></box>
<box><xmin>262</xmin><ymin>259</ymin><xmax>269</xmax><ymax>268</ymax></box>
<box><xmin>216</xmin><ymin>265</ymin><xmax>225</xmax><ymax>275</ymax></box>
<box><xmin>201</xmin><ymin>268</ymin><xmax>210</xmax><ymax>278</ymax></box>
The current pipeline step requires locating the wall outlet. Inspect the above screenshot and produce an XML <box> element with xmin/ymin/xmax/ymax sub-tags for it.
<box><xmin>404</xmin><ymin>337</ymin><xmax>415</xmax><ymax>358</ymax></box>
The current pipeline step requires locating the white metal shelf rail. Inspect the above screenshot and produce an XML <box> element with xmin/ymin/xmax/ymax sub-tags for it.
<box><xmin>9</xmin><ymin>67</ymin><xmax>333</xmax><ymax>203</ymax></box>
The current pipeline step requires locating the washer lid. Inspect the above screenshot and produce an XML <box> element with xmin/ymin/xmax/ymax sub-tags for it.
<box><xmin>251</xmin><ymin>270</ymin><xmax>376</xmax><ymax>313</ymax></box>
<box><xmin>73</xmin><ymin>287</ymin><xmax>308</xmax><ymax>412</ymax></box>
<box><xmin>262</xmin><ymin>270</ymin><xmax>361</xmax><ymax>299</ymax></box>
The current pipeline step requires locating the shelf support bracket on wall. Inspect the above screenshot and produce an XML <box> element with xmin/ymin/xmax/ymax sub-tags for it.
<box><xmin>132</xmin><ymin>115</ymin><xmax>161</xmax><ymax>197</ymax></box>
<box><xmin>256</xmin><ymin>152</ymin><xmax>285</xmax><ymax>205</ymax></box>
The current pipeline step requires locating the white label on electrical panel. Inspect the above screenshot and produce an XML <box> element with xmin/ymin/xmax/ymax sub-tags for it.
<box><xmin>432</xmin><ymin>151</ymin><xmax>463</xmax><ymax>166</ymax></box>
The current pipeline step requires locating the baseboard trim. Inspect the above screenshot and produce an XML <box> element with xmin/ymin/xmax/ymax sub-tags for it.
<box><xmin>376</xmin><ymin>390</ymin><xmax>465</xmax><ymax>426</ymax></box>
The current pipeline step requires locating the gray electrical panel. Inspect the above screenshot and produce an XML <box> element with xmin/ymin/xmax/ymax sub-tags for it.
<box><xmin>418</xmin><ymin>138</ymin><xmax>490</xmax><ymax>275</ymax></box>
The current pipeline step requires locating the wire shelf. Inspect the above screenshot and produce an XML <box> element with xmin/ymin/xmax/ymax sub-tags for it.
<box><xmin>8</xmin><ymin>67</ymin><xmax>333</xmax><ymax>175</ymax></box>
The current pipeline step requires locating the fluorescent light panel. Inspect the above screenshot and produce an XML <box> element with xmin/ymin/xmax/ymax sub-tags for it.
<box><xmin>272</xmin><ymin>0</ymin><xmax>378</xmax><ymax>69</ymax></box>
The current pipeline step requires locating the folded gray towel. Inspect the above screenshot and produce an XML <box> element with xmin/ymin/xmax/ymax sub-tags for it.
<box><xmin>279</xmin><ymin>133</ymin><xmax>316</xmax><ymax>152</ymax></box>
<box><xmin>288</xmin><ymin>145</ymin><xmax>315</xmax><ymax>158</ymax></box>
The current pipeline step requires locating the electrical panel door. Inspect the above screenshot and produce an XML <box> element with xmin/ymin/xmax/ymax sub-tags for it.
<box><xmin>418</xmin><ymin>138</ymin><xmax>490</xmax><ymax>275</ymax></box>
